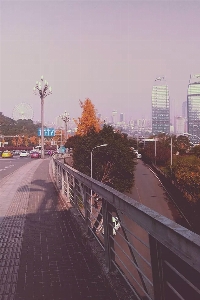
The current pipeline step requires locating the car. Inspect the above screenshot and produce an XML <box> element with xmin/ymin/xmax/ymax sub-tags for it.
<box><xmin>19</xmin><ymin>151</ymin><xmax>29</xmax><ymax>158</ymax></box>
<box><xmin>31</xmin><ymin>152</ymin><xmax>41</xmax><ymax>159</ymax></box>
<box><xmin>2</xmin><ymin>150</ymin><xmax>13</xmax><ymax>158</ymax></box>
<box><xmin>12</xmin><ymin>150</ymin><xmax>20</xmax><ymax>156</ymax></box>
<box><xmin>131</xmin><ymin>148</ymin><xmax>142</xmax><ymax>159</ymax></box>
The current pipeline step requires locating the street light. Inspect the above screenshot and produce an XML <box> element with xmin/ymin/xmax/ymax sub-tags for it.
<box><xmin>91</xmin><ymin>144</ymin><xmax>108</xmax><ymax>179</ymax></box>
<box><xmin>33</xmin><ymin>76</ymin><xmax>52</xmax><ymax>159</ymax></box>
<box><xmin>60</xmin><ymin>111</ymin><xmax>70</xmax><ymax>141</ymax></box>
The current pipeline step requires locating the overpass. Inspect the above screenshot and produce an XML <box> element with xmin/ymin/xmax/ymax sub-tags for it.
<box><xmin>0</xmin><ymin>156</ymin><xmax>199</xmax><ymax>299</ymax></box>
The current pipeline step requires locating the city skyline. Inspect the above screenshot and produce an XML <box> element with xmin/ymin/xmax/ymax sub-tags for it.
<box><xmin>1</xmin><ymin>1</ymin><xmax>200</xmax><ymax>124</ymax></box>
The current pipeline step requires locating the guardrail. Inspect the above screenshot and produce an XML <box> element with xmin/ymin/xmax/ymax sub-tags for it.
<box><xmin>52</xmin><ymin>157</ymin><xmax>200</xmax><ymax>300</ymax></box>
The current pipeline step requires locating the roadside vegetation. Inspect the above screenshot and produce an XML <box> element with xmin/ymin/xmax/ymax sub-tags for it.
<box><xmin>141</xmin><ymin>133</ymin><xmax>200</xmax><ymax>232</ymax></box>
<box><xmin>65</xmin><ymin>98</ymin><xmax>136</xmax><ymax>193</ymax></box>
<box><xmin>0</xmin><ymin>112</ymin><xmax>61</xmax><ymax>148</ymax></box>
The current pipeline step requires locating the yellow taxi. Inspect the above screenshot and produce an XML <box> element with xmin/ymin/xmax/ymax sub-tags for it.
<box><xmin>1</xmin><ymin>150</ymin><xmax>13</xmax><ymax>158</ymax></box>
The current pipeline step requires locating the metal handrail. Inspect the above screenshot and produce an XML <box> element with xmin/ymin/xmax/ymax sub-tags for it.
<box><xmin>52</xmin><ymin>157</ymin><xmax>200</xmax><ymax>300</ymax></box>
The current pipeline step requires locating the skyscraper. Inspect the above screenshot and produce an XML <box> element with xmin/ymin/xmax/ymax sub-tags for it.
<box><xmin>120</xmin><ymin>113</ymin><xmax>124</xmax><ymax>123</ymax></box>
<box><xmin>152</xmin><ymin>77</ymin><xmax>170</xmax><ymax>135</ymax></box>
<box><xmin>182</xmin><ymin>101</ymin><xmax>187</xmax><ymax>118</ymax></box>
<box><xmin>187</xmin><ymin>74</ymin><xmax>200</xmax><ymax>143</ymax></box>
<box><xmin>112</xmin><ymin>110</ymin><xmax>117</xmax><ymax>124</ymax></box>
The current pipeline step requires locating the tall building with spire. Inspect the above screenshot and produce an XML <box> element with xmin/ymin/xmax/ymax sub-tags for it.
<box><xmin>151</xmin><ymin>76</ymin><xmax>170</xmax><ymax>135</ymax></box>
<box><xmin>187</xmin><ymin>74</ymin><xmax>200</xmax><ymax>143</ymax></box>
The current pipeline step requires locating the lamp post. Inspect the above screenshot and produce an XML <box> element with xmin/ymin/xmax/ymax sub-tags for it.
<box><xmin>60</xmin><ymin>111</ymin><xmax>70</xmax><ymax>141</ymax></box>
<box><xmin>154</xmin><ymin>137</ymin><xmax>157</xmax><ymax>165</ymax></box>
<box><xmin>90</xmin><ymin>144</ymin><xmax>108</xmax><ymax>212</ymax></box>
<box><xmin>33</xmin><ymin>76</ymin><xmax>52</xmax><ymax>159</ymax></box>
<box><xmin>91</xmin><ymin>144</ymin><xmax>108</xmax><ymax>179</ymax></box>
<box><xmin>170</xmin><ymin>136</ymin><xmax>173</xmax><ymax>167</ymax></box>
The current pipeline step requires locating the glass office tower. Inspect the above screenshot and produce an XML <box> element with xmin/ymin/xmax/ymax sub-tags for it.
<box><xmin>152</xmin><ymin>77</ymin><xmax>170</xmax><ymax>135</ymax></box>
<box><xmin>187</xmin><ymin>75</ymin><xmax>200</xmax><ymax>144</ymax></box>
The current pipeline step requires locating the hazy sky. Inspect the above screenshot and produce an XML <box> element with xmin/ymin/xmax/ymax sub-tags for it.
<box><xmin>1</xmin><ymin>0</ymin><xmax>200</xmax><ymax>124</ymax></box>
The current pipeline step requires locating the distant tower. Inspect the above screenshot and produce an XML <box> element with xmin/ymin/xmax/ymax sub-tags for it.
<box><xmin>187</xmin><ymin>74</ymin><xmax>200</xmax><ymax>143</ymax></box>
<box><xmin>182</xmin><ymin>101</ymin><xmax>187</xmax><ymax>118</ymax></box>
<box><xmin>112</xmin><ymin>110</ymin><xmax>117</xmax><ymax>124</ymax></box>
<box><xmin>120</xmin><ymin>113</ymin><xmax>124</xmax><ymax>123</ymax></box>
<box><xmin>152</xmin><ymin>76</ymin><xmax>170</xmax><ymax>134</ymax></box>
<box><xmin>55</xmin><ymin>116</ymin><xmax>64</xmax><ymax>129</ymax></box>
<box><xmin>174</xmin><ymin>116</ymin><xmax>186</xmax><ymax>136</ymax></box>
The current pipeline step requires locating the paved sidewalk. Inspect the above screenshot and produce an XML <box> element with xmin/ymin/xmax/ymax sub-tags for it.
<box><xmin>0</xmin><ymin>159</ymin><xmax>117</xmax><ymax>300</ymax></box>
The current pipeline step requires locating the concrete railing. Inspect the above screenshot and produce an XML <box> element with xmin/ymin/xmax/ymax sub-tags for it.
<box><xmin>52</xmin><ymin>157</ymin><xmax>200</xmax><ymax>300</ymax></box>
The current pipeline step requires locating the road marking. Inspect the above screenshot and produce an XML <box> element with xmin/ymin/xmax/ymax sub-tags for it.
<box><xmin>135</xmin><ymin>183</ymin><xmax>142</xmax><ymax>204</ymax></box>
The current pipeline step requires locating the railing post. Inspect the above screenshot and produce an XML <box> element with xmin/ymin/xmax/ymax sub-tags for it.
<box><xmin>56</xmin><ymin>163</ymin><xmax>59</xmax><ymax>188</ymax></box>
<box><xmin>72</xmin><ymin>177</ymin><xmax>78</xmax><ymax>208</ymax></box>
<box><xmin>149</xmin><ymin>235</ymin><xmax>165</xmax><ymax>300</ymax></box>
<box><xmin>102</xmin><ymin>199</ymin><xmax>115</xmax><ymax>272</ymax></box>
<box><xmin>52</xmin><ymin>158</ymin><xmax>56</xmax><ymax>179</ymax></box>
<box><xmin>65</xmin><ymin>170</ymin><xmax>70</xmax><ymax>202</ymax></box>
<box><xmin>83</xmin><ymin>186</ymin><xmax>91</xmax><ymax>234</ymax></box>
<box><xmin>61</xmin><ymin>168</ymin><xmax>65</xmax><ymax>196</ymax></box>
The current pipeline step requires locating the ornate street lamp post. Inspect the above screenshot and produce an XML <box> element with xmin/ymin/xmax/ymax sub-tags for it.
<box><xmin>60</xmin><ymin>111</ymin><xmax>70</xmax><ymax>141</ymax></box>
<box><xmin>33</xmin><ymin>76</ymin><xmax>52</xmax><ymax>159</ymax></box>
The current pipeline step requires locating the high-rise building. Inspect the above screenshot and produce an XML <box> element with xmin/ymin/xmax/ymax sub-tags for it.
<box><xmin>174</xmin><ymin>116</ymin><xmax>186</xmax><ymax>136</ymax></box>
<box><xmin>55</xmin><ymin>116</ymin><xmax>64</xmax><ymax>129</ymax></box>
<box><xmin>187</xmin><ymin>74</ymin><xmax>200</xmax><ymax>143</ymax></box>
<box><xmin>120</xmin><ymin>113</ymin><xmax>124</xmax><ymax>123</ymax></box>
<box><xmin>112</xmin><ymin>110</ymin><xmax>117</xmax><ymax>124</ymax></box>
<box><xmin>182</xmin><ymin>101</ymin><xmax>187</xmax><ymax>118</ymax></box>
<box><xmin>152</xmin><ymin>76</ymin><xmax>170</xmax><ymax>135</ymax></box>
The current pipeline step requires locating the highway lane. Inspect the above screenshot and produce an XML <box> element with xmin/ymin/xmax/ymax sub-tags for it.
<box><xmin>0</xmin><ymin>156</ymin><xmax>33</xmax><ymax>181</ymax></box>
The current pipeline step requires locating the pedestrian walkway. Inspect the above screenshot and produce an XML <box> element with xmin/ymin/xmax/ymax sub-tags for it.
<box><xmin>0</xmin><ymin>159</ymin><xmax>117</xmax><ymax>300</ymax></box>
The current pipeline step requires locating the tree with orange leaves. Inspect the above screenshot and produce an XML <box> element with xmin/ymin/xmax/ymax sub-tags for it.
<box><xmin>29</xmin><ymin>136</ymin><xmax>39</xmax><ymax>147</ymax></box>
<box><xmin>74</xmin><ymin>98</ymin><xmax>101</xmax><ymax>136</ymax></box>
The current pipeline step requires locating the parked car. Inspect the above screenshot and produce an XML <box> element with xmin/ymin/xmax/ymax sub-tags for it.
<box><xmin>2</xmin><ymin>150</ymin><xmax>13</xmax><ymax>158</ymax></box>
<box><xmin>31</xmin><ymin>152</ymin><xmax>41</xmax><ymax>159</ymax></box>
<box><xmin>131</xmin><ymin>148</ymin><xmax>142</xmax><ymax>159</ymax></box>
<box><xmin>19</xmin><ymin>151</ymin><xmax>29</xmax><ymax>158</ymax></box>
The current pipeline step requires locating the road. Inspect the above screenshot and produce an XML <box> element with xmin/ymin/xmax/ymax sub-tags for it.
<box><xmin>0</xmin><ymin>156</ymin><xmax>33</xmax><ymax>181</ymax></box>
<box><xmin>111</xmin><ymin>159</ymin><xmax>188</xmax><ymax>298</ymax></box>
<box><xmin>126</xmin><ymin>158</ymin><xmax>185</xmax><ymax>224</ymax></box>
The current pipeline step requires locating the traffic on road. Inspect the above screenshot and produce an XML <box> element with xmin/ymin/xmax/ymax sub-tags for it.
<box><xmin>0</xmin><ymin>150</ymin><xmax>51</xmax><ymax>181</ymax></box>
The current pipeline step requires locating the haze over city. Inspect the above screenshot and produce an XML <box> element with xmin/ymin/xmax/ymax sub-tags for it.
<box><xmin>1</xmin><ymin>0</ymin><xmax>200</xmax><ymax>124</ymax></box>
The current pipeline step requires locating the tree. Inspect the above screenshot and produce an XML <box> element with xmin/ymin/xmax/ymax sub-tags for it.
<box><xmin>74</xmin><ymin>98</ymin><xmax>101</xmax><ymax>136</ymax></box>
<box><xmin>171</xmin><ymin>155</ymin><xmax>200</xmax><ymax>201</ymax></box>
<box><xmin>0</xmin><ymin>113</ymin><xmax>40</xmax><ymax>138</ymax></box>
<box><xmin>29</xmin><ymin>136</ymin><xmax>39</xmax><ymax>147</ymax></box>
<box><xmin>191</xmin><ymin>144</ymin><xmax>200</xmax><ymax>158</ymax></box>
<box><xmin>174</xmin><ymin>135</ymin><xmax>190</xmax><ymax>155</ymax></box>
<box><xmin>66</xmin><ymin>125</ymin><xmax>136</xmax><ymax>193</ymax></box>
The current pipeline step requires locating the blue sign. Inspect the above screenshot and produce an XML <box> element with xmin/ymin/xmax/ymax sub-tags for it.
<box><xmin>37</xmin><ymin>128</ymin><xmax>55</xmax><ymax>137</ymax></box>
<box><xmin>59</xmin><ymin>146</ymin><xmax>66</xmax><ymax>154</ymax></box>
